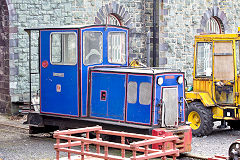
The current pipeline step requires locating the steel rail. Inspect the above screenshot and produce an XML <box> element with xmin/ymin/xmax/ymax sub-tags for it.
<box><xmin>0</xmin><ymin>122</ymin><xmax>28</xmax><ymax>130</ymax></box>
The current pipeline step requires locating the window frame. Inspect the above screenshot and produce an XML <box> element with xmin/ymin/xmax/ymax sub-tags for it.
<box><xmin>127</xmin><ymin>81</ymin><xmax>137</xmax><ymax>104</ymax></box>
<box><xmin>139</xmin><ymin>82</ymin><xmax>152</xmax><ymax>105</ymax></box>
<box><xmin>107</xmin><ymin>14</ymin><xmax>122</xmax><ymax>26</ymax></box>
<box><xmin>205</xmin><ymin>16</ymin><xmax>224</xmax><ymax>34</ymax></box>
<box><xmin>213</xmin><ymin>40</ymin><xmax>234</xmax><ymax>81</ymax></box>
<box><xmin>107</xmin><ymin>31</ymin><xmax>126</xmax><ymax>64</ymax></box>
<box><xmin>50</xmin><ymin>32</ymin><xmax>78</xmax><ymax>66</ymax></box>
<box><xmin>206</xmin><ymin>17</ymin><xmax>222</xmax><ymax>34</ymax></box>
<box><xmin>195</xmin><ymin>42</ymin><xmax>213</xmax><ymax>78</ymax></box>
<box><xmin>83</xmin><ymin>31</ymin><xmax>103</xmax><ymax>66</ymax></box>
<box><xmin>236</xmin><ymin>40</ymin><xmax>240</xmax><ymax>75</ymax></box>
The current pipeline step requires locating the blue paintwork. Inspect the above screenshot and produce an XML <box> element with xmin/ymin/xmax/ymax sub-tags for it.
<box><xmin>39</xmin><ymin>25</ymin><xmax>185</xmax><ymax>128</ymax></box>
<box><xmin>126</xmin><ymin>74</ymin><xmax>153</xmax><ymax>125</ymax></box>
<box><xmin>154</xmin><ymin>74</ymin><xmax>185</xmax><ymax>125</ymax></box>
<box><xmin>80</xmin><ymin>26</ymin><xmax>128</xmax><ymax>117</ymax></box>
<box><xmin>90</xmin><ymin>72</ymin><xmax>126</xmax><ymax>120</ymax></box>
<box><xmin>40</xmin><ymin>29</ymin><xmax>79</xmax><ymax>116</ymax></box>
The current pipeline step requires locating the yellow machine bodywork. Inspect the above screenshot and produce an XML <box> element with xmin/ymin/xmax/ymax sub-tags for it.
<box><xmin>186</xmin><ymin>32</ymin><xmax>240</xmax><ymax>123</ymax></box>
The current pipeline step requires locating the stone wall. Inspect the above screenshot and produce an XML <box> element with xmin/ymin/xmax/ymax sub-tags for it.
<box><xmin>0</xmin><ymin>0</ymin><xmax>10</xmax><ymax>113</ymax></box>
<box><xmin>159</xmin><ymin>0</ymin><xmax>240</xmax><ymax>84</ymax></box>
<box><xmin>8</xmin><ymin>0</ymin><xmax>76</xmax><ymax>103</ymax></box>
<box><xmin>6</xmin><ymin>0</ymin><xmax>240</xmax><ymax>107</ymax></box>
<box><xmin>72</xmin><ymin>0</ymin><xmax>152</xmax><ymax>60</ymax></box>
<box><xmin>6</xmin><ymin>0</ymin><xmax>150</xmax><ymax>103</ymax></box>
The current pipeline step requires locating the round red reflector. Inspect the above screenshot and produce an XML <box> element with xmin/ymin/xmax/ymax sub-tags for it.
<box><xmin>42</xmin><ymin>60</ymin><xmax>48</xmax><ymax>68</ymax></box>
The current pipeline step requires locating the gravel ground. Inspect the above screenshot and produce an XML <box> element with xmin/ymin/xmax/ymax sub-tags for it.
<box><xmin>0</xmin><ymin>114</ymin><xmax>238</xmax><ymax>159</ymax></box>
<box><xmin>0</xmin><ymin>122</ymin><xmax>58</xmax><ymax>159</ymax></box>
<box><xmin>0</xmin><ymin>130</ymin><xmax>57</xmax><ymax>160</ymax></box>
<box><xmin>191</xmin><ymin>121</ymin><xmax>239</xmax><ymax>157</ymax></box>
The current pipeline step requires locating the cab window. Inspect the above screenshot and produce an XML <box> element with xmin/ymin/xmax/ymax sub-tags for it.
<box><xmin>195</xmin><ymin>42</ymin><xmax>213</xmax><ymax>77</ymax></box>
<box><xmin>108</xmin><ymin>32</ymin><xmax>126</xmax><ymax>64</ymax></box>
<box><xmin>83</xmin><ymin>31</ymin><xmax>103</xmax><ymax>65</ymax></box>
<box><xmin>214</xmin><ymin>41</ymin><xmax>234</xmax><ymax>80</ymax></box>
<box><xmin>236</xmin><ymin>41</ymin><xmax>240</xmax><ymax>74</ymax></box>
<box><xmin>139</xmin><ymin>82</ymin><xmax>152</xmax><ymax>105</ymax></box>
<box><xmin>127</xmin><ymin>81</ymin><xmax>137</xmax><ymax>104</ymax></box>
<box><xmin>51</xmin><ymin>33</ymin><xmax>77</xmax><ymax>65</ymax></box>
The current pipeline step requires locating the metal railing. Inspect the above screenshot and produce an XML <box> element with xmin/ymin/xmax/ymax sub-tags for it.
<box><xmin>54</xmin><ymin>126</ymin><xmax>179</xmax><ymax>160</ymax></box>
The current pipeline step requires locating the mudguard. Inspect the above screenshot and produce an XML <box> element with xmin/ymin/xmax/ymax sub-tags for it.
<box><xmin>186</xmin><ymin>92</ymin><xmax>215</xmax><ymax>107</ymax></box>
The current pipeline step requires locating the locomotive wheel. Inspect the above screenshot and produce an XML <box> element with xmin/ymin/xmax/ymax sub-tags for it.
<box><xmin>187</xmin><ymin>102</ymin><xmax>213</xmax><ymax>137</ymax></box>
<box><xmin>229</xmin><ymin>141</ymin><xmax>240</xmax><ymax>160</ymax></box>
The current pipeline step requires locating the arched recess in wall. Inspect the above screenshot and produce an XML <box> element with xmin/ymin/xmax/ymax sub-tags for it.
<box><xmin>94</xmin><ymin>2</ymin><xmax>133</xmax><ymax>29</ymax></box>
<box><xmin>0</xmin><ymin>0</ymin><xmax>10</xmax><ymax>113</ymax></box>
<box><xmin>198</xmin><ymin>6</ymin><xmax>231</xmax><ymax>34</ymax></box>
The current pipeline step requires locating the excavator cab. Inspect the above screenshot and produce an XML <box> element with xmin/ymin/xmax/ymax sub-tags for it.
<box><xmin>186</xmin><ymin>29</ymin><xmax>240</xmax><ymax>136</ymax></box>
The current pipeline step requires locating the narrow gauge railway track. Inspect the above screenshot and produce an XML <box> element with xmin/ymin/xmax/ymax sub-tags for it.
<box><xmin>0</xmin><ymin>122</ymin><xmax>28</xmax><ymax>135</ymax></box>
<box><xmin>0</xmin><ymin>122</ymin><xmax>52</xmax><ymax>138</ymax></box>
<box><xmin>0</xmin><ymin>122</ymin><xmax>28</xmax><ymax>130</ymax></box>
<box><xmin>0</xmin><ymin>122</ymin><xmax>229</xmax><ymax>160</ymax></box>
<box><xmin>181</xmin><ymin>153</ymin><xmax>228</xmax><ymax>160</ymax></box>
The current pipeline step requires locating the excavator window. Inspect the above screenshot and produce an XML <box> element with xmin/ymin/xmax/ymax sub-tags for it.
<box><xmin>236</xmin><ymin>41</ymin><xmax>240</xmax><ymax>74</ymax></box>
<box><xmin>195</xmin><ymin>42</ymin><xmax>213</xmax><ymax>77</ymax></box>
<box><xmin>214</xmin><ymin>41</ymin><xmax>234</xmax><ymax>81</ymax></box>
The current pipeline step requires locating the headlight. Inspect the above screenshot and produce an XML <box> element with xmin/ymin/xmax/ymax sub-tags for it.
<box><xmin>177</xmin><ymin>76</ymin><xmax>183</xmax><ymax>84</ymax></box>
<box><xmin>157</xmin><ymin>77</ymin><xmax>163</xmax><ymax>85</ymax></box>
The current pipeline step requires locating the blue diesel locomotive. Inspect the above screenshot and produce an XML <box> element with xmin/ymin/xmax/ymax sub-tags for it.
<box><xmin>25</xmin><ymin>25</ymin><xmax>191</xmax><ymax>153</ymax></box>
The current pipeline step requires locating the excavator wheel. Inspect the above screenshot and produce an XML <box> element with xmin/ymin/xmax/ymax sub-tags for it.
<box><xmin>186</xmin><ymin>102</ymin><xmax>214</xmax><ymax>137</ymax></box>
<box><xmin>229</xmin><ymin>140</ymin><xmax>240</xmax><ymax>160</ymax></box>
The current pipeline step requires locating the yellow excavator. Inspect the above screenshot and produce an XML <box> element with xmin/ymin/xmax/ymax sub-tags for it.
<box><xmin>186</xmin><ymin>28</ymin><xmax>240</xmax><ymax>136</ymax></box>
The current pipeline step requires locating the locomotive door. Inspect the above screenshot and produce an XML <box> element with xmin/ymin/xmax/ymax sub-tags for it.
<box><xmin>80</xmin><ymin>26</ymin><xmax>129</xmax><ymax>117</ymax></box>
<box><xmin>40</xmin><ymin>29</ymin><xmax>79</xmax><ymax>116</ymax></box>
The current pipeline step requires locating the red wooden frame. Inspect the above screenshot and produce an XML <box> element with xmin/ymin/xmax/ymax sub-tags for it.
<box><xmin>54</xmin><ymin>126</ymin><xmax>180</xmax><ymax>160</ymax></box>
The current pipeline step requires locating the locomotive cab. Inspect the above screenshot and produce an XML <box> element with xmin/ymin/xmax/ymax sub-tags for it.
<box><xmin>25</xmin><ymin>25</ymin><xmax>191</xmax><ymax>153</ymax></box>
<box><xmin>34</xmin><ymin>25</ymin><xmax>128</xmax><ymax>117</ymax></box>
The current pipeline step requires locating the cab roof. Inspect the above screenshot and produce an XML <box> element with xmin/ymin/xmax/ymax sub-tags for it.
<box><xmin>24</xmin><ymin>25</ymin><xmax>128</xmax><ymax>32</ymax></box>
<box><xmin>195</xmin><ymin>33</ymin><xmax>240</xmax><ymax>40</ymax></box>
<box><xmin>90</xmin><ymin>66</ymin><xmax>183</xmax><ymax>75</ymax></box>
